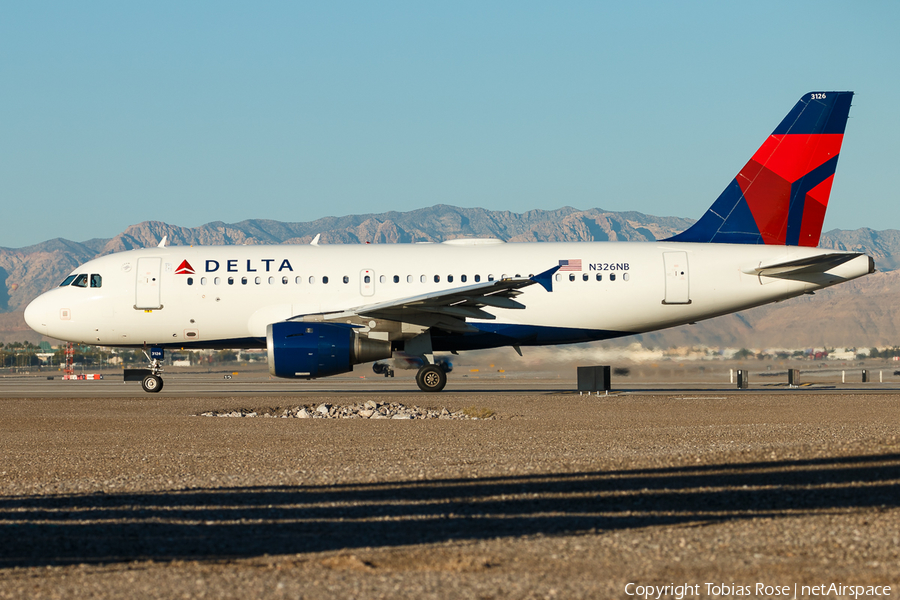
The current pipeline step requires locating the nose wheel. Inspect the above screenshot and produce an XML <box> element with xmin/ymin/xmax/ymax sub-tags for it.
<box><xmin>141</xmin><ymin>374</ymin><xmax>164</xmax><ymax>393</ymax></box>
<box><xmin>416</xmin><ymin>364</ymin><xmax>447</xmax><ymax>392</ymax></box>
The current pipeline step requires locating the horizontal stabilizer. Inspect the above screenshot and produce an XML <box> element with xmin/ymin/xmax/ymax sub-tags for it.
<box><xmin>742</xmin><ymin>253</ymin><xmax>864</xmax><ymax>277</ymax></box>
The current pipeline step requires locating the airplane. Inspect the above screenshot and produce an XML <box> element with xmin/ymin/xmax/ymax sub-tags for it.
<box><xmin>24</xmin><ymin>91</ymin><xmax>874</xmax><ymax>393</ymax></box>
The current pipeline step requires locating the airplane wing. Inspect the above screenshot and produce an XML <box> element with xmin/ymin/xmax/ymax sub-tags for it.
<box><xmin>742</xmin><ymin>253</ymin><xmax>866</xmax><ymax>278</ymax></box>
<box><xmin>293</xmin><ymin>265</ymin><xmax>560</xmax><ymax>333</ymax></box>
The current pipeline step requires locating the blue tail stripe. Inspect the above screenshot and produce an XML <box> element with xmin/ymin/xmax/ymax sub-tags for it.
<box><xmin>785</xmin><ymin>155</ymin><xmax>839</xmax><ymax>245</ymax></box>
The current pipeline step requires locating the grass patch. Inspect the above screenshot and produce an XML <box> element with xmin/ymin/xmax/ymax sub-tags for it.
<box><xmin>462</xmin><ymin>406</ymin><xmax>496</xmax><ymax>419</ymax></box>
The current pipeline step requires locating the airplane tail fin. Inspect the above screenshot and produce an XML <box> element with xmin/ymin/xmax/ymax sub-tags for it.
<box><xmin>667</xmin><ymin>91</ymin><xmax>853</xmax><ymax>246</ymax></box>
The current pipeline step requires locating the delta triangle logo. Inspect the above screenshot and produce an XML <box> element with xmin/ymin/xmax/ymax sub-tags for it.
<box><xmin>175</xmin><ymin>260</ymin><xmax>195</xmax><ymax>275</ymax></box>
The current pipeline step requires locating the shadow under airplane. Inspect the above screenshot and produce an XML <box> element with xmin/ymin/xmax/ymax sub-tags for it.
<box><xmin>1</xmin><ymin>453</ymin><xmax>897</xmax><ymax>567</ymax></box>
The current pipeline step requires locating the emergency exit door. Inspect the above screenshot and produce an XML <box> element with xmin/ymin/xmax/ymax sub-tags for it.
<box><xmin>360</xmin><ymin>269</ymin><xmax>375</xmax><ymax>296</ymax></box>
<box><xmin>662</xmin><ymin>251</ymin><xmax>691</xmax><ymax>304</ymax></box>
<box><xmin>135</xmin><ymin>257</ymin><xmax>163</xmax><ymax>309</ymax></box>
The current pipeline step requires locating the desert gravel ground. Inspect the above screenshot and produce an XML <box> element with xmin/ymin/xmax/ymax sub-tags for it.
<box><xmin>0</xmin><ymin>377</ymin><xmax>898</xmax><ymax>599</ymax></box>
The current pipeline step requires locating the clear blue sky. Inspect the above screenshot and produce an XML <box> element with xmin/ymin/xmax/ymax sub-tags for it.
<box><xmin>2</xmin><ymin>1</ymin><xmax>898</xmax><ymax>248</ymax></box>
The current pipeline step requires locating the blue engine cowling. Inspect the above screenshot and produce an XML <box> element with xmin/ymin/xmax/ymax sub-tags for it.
<box><xmin>267</xmin><ymin>321</ymin><xmax>392</xmax><ymax>379</ymax></box>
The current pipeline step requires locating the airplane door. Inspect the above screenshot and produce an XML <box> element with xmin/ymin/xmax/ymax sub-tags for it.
<box><xmin>360</xmin><ymin>269</ymin><xmax>375</xmax><ymax>296</ymax></box>
<box><xmin>135</xmin><ymin>257</ymin><xmax>163</xmax><ymax>309</ymax></box>
<box><xmin>662</xmin><ymin>251</ymin><xmax>691</xmax><ymax>304</ymax></box>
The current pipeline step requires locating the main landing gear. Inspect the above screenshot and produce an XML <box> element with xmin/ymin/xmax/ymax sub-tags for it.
<box><xmin>372</xmin><ymin>362</ymin><xmax>395</xmax><ymax>378</ymax></box>
<box><xmin>416</xmin><ymin>364</ymin><xmax>447</xmax><ymax>392</ymax></box>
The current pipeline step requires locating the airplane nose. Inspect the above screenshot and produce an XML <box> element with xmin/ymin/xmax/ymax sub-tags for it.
<box><xmin>24</xmin><ymin>295</ymin><xmax>50</xmax><ymax>336</ymax></box>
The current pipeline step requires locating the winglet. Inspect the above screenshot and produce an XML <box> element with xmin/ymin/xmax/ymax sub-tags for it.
<box><xmin>531</xmin><ymin>265</ymin><xmax>560</xmax><ymax>292</ymax></box>
<box><xmin>157</xmin><ymin>235</ymin><xmax>167</xmax><ymax>248</ymax></box>
<box><xmin>310</xmin><ymin>234</ymin><xmax>321</xmax><ymax>246</ymax></box>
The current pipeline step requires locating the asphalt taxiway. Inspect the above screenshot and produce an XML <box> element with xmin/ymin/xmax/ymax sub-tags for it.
<box><xmin>0</xmin><ymin>372</ymin><xmax>898</xmax><ymax>599</ymax></box>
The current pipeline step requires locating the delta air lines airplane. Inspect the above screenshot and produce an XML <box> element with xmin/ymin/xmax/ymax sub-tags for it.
<box><xmin>24</xmin><ymin>92</ymin><xmax>874</xmax><ymax>393</ymax></box>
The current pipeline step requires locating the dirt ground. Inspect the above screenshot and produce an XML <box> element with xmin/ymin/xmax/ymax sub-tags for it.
<box><xmin>0</xmin><ymin>374</ymin><xmax>898</xmax><ymax>599</ymax></box>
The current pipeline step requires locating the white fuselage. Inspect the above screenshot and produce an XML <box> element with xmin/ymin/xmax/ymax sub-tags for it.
<box><xmin>24</xmin><ymin>240</ymin><xmax>872</xmax><ymax>351</ymax></box>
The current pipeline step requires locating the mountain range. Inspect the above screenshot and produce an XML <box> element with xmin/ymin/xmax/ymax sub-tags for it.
<box><xmin>2</xmin><ymin>205</ymin><xmax>898</xmax><ymax>349</ymax></box>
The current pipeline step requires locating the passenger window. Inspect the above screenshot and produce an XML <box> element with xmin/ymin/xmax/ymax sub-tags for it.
<box><xmin>72</xmin><ymin>274</ymin><xmax>88</xmax><ymax>288</ymax></box>
<box><xmin>474</xmin><ymin>275</ymin><xmax>481</xmax><ymax>282</ymax></box>
<box><xmin>268</xmin><ymin>276</ymin><xmax>274</xmax><ymax>284</ymax></box>
<box><xmin>364</xmin><ymin>275</ymin><xmax>371</xmax><ymax>284</ymax></box>
<box><xmin>201</xmin><ymin>277</ymin><xmax>207</xmax><ymax>285</ymax></box>
<box><xmin>295</xmin><ymin>276</ymin><xmax>302</xmax><ymax>284</ymax></box>
<box><xmin>393</xmin><ymin>275</ymin><xmax>399</xmax><ymax>283</ymax></box>
<box><xmin>610</xmin><ymin>273</ymin><xmax>616</xmax><ymax>281</ymax></box>
<box><xmin>90</xmin><ymin>274</ymin><xmax>102</xmax><ymax>288</ymax></box>
<box><xmin>420</xmin><ymin>275</ymin><xmax>426</xmax><ymax>283</ymax></box>
<box><xmin>309</xmin><ymin>276</ymin><xmax>315</xmax><ymax>284</ymax></box>
<box><xmin>447</xmin><ymin>275</ymin><xmax>453</xmax><ymax>283</ymax></box>
<box><xmin>434</xmin><ymin>275</ymin><xmax>440</xmax><ymax>283</ymax></box>
<box><xmin>323</xmin><ymin>276</ymin><xmax>329</xmax><ymax>284</ymax></box>
<box><xmin>255</xmin><ymin>276</ymin><xmax>261</xmax><ymax>284</ymax></box>
<box><xmin>187</xmin><ymin>277</ymin><xmax>194</xmax><ymax>285</ymax></box>
<box><xmin>379</xmin><ymin>275</ymin><xmax>386</xmax><ymax>284</ymax></box>
<box><xmin>582</xmin><ymin>273</ymin><xmax>588</xmax><ymax>281</ymax></box>
<box><xmin>241</xmin><ymin>277</ymin><xmax>248</xmax><ymax>285</ymax></box>
<box><xmin>343</xmin><ymin>276</ymin><xmax>349</xmax><ymax>284</ymax></box>
<box><xmin>228</xmin><ymin>277</ymin><xmax>234</xmax><ymax>285</ymax></box>
<box><xmin>501</xmin><ymin>274</ymin><xmax>508</xmax><ymax>279</ymax></box>
<box><xmin>488</xmin><ymin>274</ymin><xmax>494</xmax><ymax>281</ymax></box>
<box><xmin>461</xmin><ymin>274</ymin><xmax>467</xmax><ymax>283</ymax></box>
<box><xmin>554</xmin><ymin>273</ymin><xmax>561</xmax><ymax>282</ymax></box>
<box><xmin>569</xmin><ymin>273</ymin><xmax>575</xmax><ymax>282</ymax></box>
<box><xmin>283</xmin><ymin>276</ymin><xmax>289</xmax><ymax>284</ymax></box>
<box><xmin>596</xmin><ymin>274</ymin><xmax>602</xmax><ymax>281</ymax></box>
<box><xmin>407</xmin><ymin>275</ymin><xmax>413</xmax><ymax>283</ymax></box>
<box><xmin>623</xmin><ymin>273</ymin><xmax>630</xmax><ymax>281</ymax></box>
<box><xmin>214</xmin><ymin>277</ymin><xmax>221</xmax><ymax>285</ymax></box>
<box><xmin>59</xmin><ymin>275</ymin><xmax>77</xmax><ymax>287</ymax></box>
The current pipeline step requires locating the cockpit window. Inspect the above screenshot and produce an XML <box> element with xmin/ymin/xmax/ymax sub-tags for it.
<box><xmin>59</xmin><ymin>273</ymin><xmax>102</xmax><ymax>288</ymax></box>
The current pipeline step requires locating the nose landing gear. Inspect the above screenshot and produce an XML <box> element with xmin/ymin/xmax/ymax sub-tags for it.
<box><xmin>142</xmin><ymin>348</ymin><xmax>165</xmax><ymax>393</ymax></box>
<box><xmin>124</xmin><ymin>347</ymin><xmax>165</xmax><ymax>393</ymax></box>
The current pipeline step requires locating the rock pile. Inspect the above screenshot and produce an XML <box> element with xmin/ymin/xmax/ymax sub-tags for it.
<box><xmin>198</xmin><ymin>400</ymin><xmax>495</xmax><ymax>420</ymax></box>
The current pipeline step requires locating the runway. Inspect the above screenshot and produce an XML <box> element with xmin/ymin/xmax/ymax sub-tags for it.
<box><xmin>0</xmin><ymin>373</ymin><xmax>898</xmax><ymax>598</ymax></box>
<box><xmin>3</xmin><ymin>367</ymin><xmax>899</xmax><ymax>398</ymax></box>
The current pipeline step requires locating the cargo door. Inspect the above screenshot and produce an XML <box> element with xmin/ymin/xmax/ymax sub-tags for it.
<box><xmin>135</xmin><ymin>257</ymin><xmax>163</xmax><ymax>309</ymax></box>
<box><xmin>662</xmin><ymin>251</ymin><xmax>691</xmax><ymax>304</ymax></box>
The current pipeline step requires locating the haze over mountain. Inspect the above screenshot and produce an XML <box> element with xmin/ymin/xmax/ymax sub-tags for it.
<box><xmin>2</xmin><ymin>205</ymin><xmax>898</xmax><ymax>349</ymax></box>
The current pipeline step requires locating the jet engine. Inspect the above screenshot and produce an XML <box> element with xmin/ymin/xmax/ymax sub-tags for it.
<box><xmin>267</xmin><ymin>322</ymin><xmax>391</xmax><ymax>379</ymax></box>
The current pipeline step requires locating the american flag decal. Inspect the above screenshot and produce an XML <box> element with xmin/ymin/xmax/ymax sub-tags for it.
<box><xmin>558</xmin><ymin>259</ymin><xmax>582</xmax><ymax>271</ymax></box>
